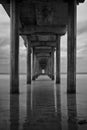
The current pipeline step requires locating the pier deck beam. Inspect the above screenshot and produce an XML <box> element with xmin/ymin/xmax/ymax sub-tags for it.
<box><xmin>67</xmin><ymin>0</ymin><xmax>77</xmax><ymax>93</ymax></box>
<box><xmin>10</xmin><ymin>0</ymin><xmax>19</xmax><ymax>94</ymax></box>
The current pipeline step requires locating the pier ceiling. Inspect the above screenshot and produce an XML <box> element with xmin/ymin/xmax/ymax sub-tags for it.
<box><xmin>0</xmin><ymin>0</ymin><xmax>85</xmax><ymax>4</ymax></box>
<box><xmin>0</xmin><ymin>0</ymin><xmax>85</xmax><ymax>51</ymax></box>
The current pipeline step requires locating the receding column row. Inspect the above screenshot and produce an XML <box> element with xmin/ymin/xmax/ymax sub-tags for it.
<box><xmin>10</xmin><ymin>0</ymin><xmax>77</xmax><ymax>94</ymax></box>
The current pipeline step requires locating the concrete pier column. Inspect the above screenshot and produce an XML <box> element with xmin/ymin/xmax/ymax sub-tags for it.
<box><xmin>32</xmin><ymin>52</ymin><xmax>37</xmax><ymax>80</ymax></box>
<box><xmin>49</xmin><ymin>55</ymin><xmax>52</xmax><ymax>79</ymax></box>
<box><xmin>36</xmin><ymin>57</ymin><xmax>39</xmax><ymax>78</ymax></box>
<box><xmin>51</xmin><ymin>48</ymin><xmax>54</xmax><ymax>80</ymax></box>
<box><xmin>27</xmin><ymin>42</ymin><xmax>31</xmax><ymax>84</ymax></box>
<box><xmin>32</xmin><ymin>48</ymin><xmax>35</xmax><ymax>80</ymax></box>
<box><xmin>56</xmin><ymin>36</ymin><xmax>60</xmax><ymax>84</ymax></box>
<box><xmin>67</xmin><ymin>0</ymin><xmax>77</xmax><ymax>93</ymax></box>
<box><xmin>10</xmin><ymin>0</ymin><xmax>19</xmax><ymax>94</ymax></box>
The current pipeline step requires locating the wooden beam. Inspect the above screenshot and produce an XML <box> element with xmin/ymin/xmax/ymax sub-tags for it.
<box><xmin>20</xmin><ymin>25</ymin><xmax>66</xmax><ymax>35</ymax></box>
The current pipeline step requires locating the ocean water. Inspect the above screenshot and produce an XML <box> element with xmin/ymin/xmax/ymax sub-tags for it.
<box><xmin>0</xmin><ymin>74</ymin><xmax>87</xmax><ymax>130</ymax></box>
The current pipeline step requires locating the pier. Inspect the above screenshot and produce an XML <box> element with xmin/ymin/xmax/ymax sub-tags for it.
<box><xmin>0</xmin><ymin>0</ymin><xmax>85</xmax><ymax>94</ymax></box>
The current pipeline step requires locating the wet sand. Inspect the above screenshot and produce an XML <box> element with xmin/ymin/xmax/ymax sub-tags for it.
<box><xmin>0</xmin><ymin>74</ymin><xmax>87</xmax><ymax>130</ymax></box>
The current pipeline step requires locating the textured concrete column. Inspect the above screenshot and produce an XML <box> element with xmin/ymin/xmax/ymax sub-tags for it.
<box><xmin>51</xmin><ymin>48</ymin><xmax>54</xmax><ymax>80</ymax></box>
<box><xmin>67</xmin><ymin>0</ymin><xmax>77</xmax><ymax>93</ymax></box>
<box><xmin>27</xmin><ymin>42</ymin><xmax>31</xmax><ymax>84</ymax></box>
<box><xmin>10</xmin><ymin>0</ymin><xmax>19</xmax><ymax>94</ymax></box>
<box><xmin>32</xmin><ymin>52</ymin><xmax>37</xmax><ymax>80</ymax></box>
<box><xmin>56</xmin><ymin>36</ymin><xmax>60</xmax><ymax>84</ymax></box>
<box><xmin>36</xmin><ymin>57</ymin><xmax>41</xmax><ymax>78</ymax></box>
<box><xmin>45</xmin><ymin>58</ymin><xmax>49</xmax><ymax>75</ymax></box>
<box><xmin>49</xmin><ymin>55</ymin><xmax>52</xmax><ymax>79</ymax></box>
<box><xmin>32</xmin><ymin>48</ymin><xmax>35</xmax><ymax>80</ymax></box>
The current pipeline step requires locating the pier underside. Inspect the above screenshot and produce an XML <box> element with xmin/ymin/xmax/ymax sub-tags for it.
<box><xmin>0</xmin><ymin>0</ymin><xmax>85</xmax><ymax>93</ymax></box>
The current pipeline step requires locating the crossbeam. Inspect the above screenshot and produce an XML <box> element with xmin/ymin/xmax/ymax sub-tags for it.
<box><xmin>31</xmin><ymin>41</ymin><xmax>56</xmax><ymax>47</ymax></box>
<box><xmin>19</xmin><ymin>25</ymin><xmax>66</xmax><ymax>35</ymax></box>
<box><xmin>37</xmin><ymin>53</ymin><xmax>50</xmax><ymax>57</ymax></box>
<box><xmin>35</xmin><ymin>49</ymin><xmax>51</xmax><ymax>54</ymax></box>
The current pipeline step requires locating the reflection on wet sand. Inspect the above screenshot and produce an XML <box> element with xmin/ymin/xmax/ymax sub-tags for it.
<box><xmin>23</xmin><ymin>82</ymin><xmax>62</xmax><ymax>130</ymax></box>
<box><xmin>10</xmin><ymin>95</ymin><xmax>19</xmax><ymax>130</ymax></box>
<box><xmin>67</xmin><ymin>94</ymin><xmax>78</xmax><ymax>130</ymax></box>
<box><xmin>9</xmin><ymin>77</ymin><xmax>85</xmax><ymax>130</ymax></box>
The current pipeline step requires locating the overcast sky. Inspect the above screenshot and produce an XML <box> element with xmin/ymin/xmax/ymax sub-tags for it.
<box><xmin>0</xmin><ymin>1</ymin><xmax>87</xmax><ymax>73</ymax></box>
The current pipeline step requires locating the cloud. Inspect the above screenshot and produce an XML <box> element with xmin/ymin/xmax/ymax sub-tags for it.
<box><xmin>77</xmin><ymin>21</ymin><xmax>87</xmax><ymax>36</ymax></box>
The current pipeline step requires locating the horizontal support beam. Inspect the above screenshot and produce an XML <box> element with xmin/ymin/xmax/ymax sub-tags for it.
<box><xmin>64</xmin><ymin>0</ymin><xmax>85</xmax><ymax>4</ymax></box>
<box><xmin>35</xmin><ymin>46</ymin><xmax>51</xmax><ymax>49</ymax></box>
<box><xmin>36</xmin><ymin>53</ymin><xmax>50</xmax><ymax>57</ymax></box>
<box><xmin>0</xmin><ymin>0</ymin><xmax>85</xmax><ymax>4</ymax></box>
<box><xmin>35</xmin><ymin>50</ymin><xmax>51</xmax><ymax>54</ymax></box>
<box><xmin>37</xmin><ymin>55</ymin><xmax>50</xmax><ymax>58</ymax></box>
<box><xmin>31</xmin><ymin>41</ymin><xmax>56</xmax><ymax>47</ymax></box>
<box><xmin>19</xmin><ymin>25</ymin><xmax>66</xmax><ymax>35</ymax></box>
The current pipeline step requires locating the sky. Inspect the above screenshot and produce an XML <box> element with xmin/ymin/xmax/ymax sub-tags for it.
<box><xmin>0</xmin><ymin>1</ymin><xmax>87</xmax><ymax>73</ymax></box>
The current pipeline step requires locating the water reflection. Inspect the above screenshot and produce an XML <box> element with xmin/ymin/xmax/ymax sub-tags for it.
<box><xmin>54</xmin><ymin>84</ymin><xmax>62</xmax><ymax>130</ymax></box>
<box><xmin>23</xmin><ymin>85</ymin><xmax>32</xmax><ymax>130</ymax></box>
<box><xmin>23</xmin><ymin>83</ymin><xmax>62</xmax><ymax>130</ymax></box>
<box><xmin>67</xmin><ymin>94</ymin><xmax>78</xmax><ymax>130</ymax></box>
<box><xmin>10</xmin><ymin>95</ymin><xmax>19</xmax><ymax>130</ymax></box>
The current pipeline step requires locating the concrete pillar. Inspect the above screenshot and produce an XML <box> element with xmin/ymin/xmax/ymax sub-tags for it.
<box><xmin>48</xmin><ymin>55</ymin><xmax>52</xmax><ymax>79</ymax></box>
<box><xmin>56</xmin><ymin>36</ymin><xmax>60</xmax><ymax>84</ymax></box>
<box><xmin>32</xmin><ymin>48</ymin><xmax>35</xmax><ymax>80</ymax></box>
<box><xmin>27</xmin><ymin>42</ymin><xmax>31</xmax><ymax>84</ymax></box>
<box><xmin>32</xmin><ymin>53</ymin><xmax>40</xmax><ymax>80</ymax></box>
<box><xmin>36</xmin><ymin>57</ymin><xmax>39</xmax><ymax>78</ymax></box>
<box><xmin>10</xmin><ymin>0</ymin><xmax>19</xmax><ymax>94</ymax></box>
<box><xmin>67</xmin><ymin>0</ymin><xmax>77</xmax><ymax>93</ymax></box>
<box><xmin>51</xmin><ymin>48</ymin><xmax>54</xmax><ymax>80</ymax></box>
<box><xmin>32</xmin><ymin>52</ymin><xmax>37</xmax><ymax>80</ymax></box>
<box><xmin>45</xmin><ymin>58</ymin><xmax>49</xmax><ymax>75</ymax></box>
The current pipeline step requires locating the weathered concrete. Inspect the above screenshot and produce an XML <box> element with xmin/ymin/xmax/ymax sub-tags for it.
<box><xmin>10</xmin><ymin>0</ymin><xmax>19</xmax><ymax>94</ymax></box>
<box><xmin>67</xmin><ymin>0</ymin><xmax>77</xmax><ymax>93</ymax></box>
<box><xmin>27</xmin><ymin>42</ymin><xmax>31</xmax><ymax>84</ymax></box>
<box><xmin>51</xmin><ymin>48</ymin><xmax>54</xmax><ymax>80</ymax></box>
<box><xmin>56</xmin><ymin>36</ymin><xmax>60</xmax><ymax>84</ymax></box>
